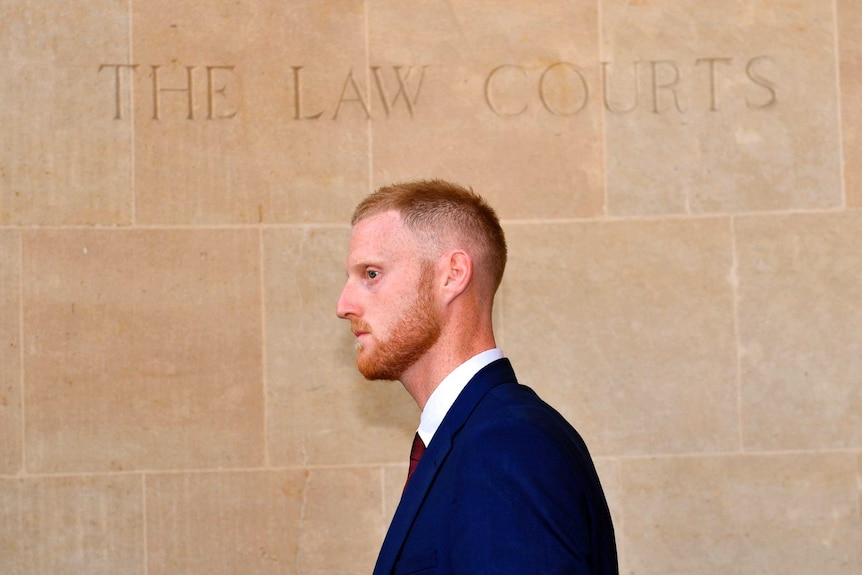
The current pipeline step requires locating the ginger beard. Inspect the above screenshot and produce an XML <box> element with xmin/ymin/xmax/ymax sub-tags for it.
<box><xmin>352</xmin><ymin>263</ymin><xmax>441</xmax><ymax>381</ymax></box>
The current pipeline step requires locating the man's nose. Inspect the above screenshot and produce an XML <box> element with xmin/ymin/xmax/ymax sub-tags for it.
<box><xmin>336</xmin><ymin>281</ymin><xmax>357</xmax><ymax>320</ymax></box>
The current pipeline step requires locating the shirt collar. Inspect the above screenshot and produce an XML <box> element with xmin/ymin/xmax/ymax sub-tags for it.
<box><xmin>416</xmin><ymin>348</ymin><xmax>505</xmax><ymax>446</ymax></box>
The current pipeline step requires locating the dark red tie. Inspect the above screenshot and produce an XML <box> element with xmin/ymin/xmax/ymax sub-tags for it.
<box><xmin>405</xmin><ymin>432</ymin><xmax>426</xmax><ymax>491</ymax></box>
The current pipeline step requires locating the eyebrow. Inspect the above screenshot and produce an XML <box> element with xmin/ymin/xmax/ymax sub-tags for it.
<box><xmin>344</xmin><ymin>257</ymin><xmax>381</xmax><ymax>275</ymax></box>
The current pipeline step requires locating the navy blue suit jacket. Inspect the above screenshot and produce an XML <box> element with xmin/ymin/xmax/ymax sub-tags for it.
<box><xmin>373</xmin><ymin>358</ymin><xmax>618</xmax><ymax>575</ymax></box>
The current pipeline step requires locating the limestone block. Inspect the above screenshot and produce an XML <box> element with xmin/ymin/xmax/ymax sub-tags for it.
<box><xmin>593</xmin><ymin>458</ymin><xmax>625</xmax><ymax>572</ymax></box>
<box><xmin>602</xmin><ymin>0</ymin><xmax>842</xmax><ymax>215</ymax></box>
<box><xmin>838</xmin><ymin>0</ymin><xmax>862</xmax><ymax>206</ymax></box>
<box><xmin>619</xmin><ymin>453</ymin><xmax>861</xmax><ymax>575</ymax></box>
<box><xmin>736</xmin><ymin>211</ymin><xmax>862</xmax><ymax>450</ymax></box>
<box><xmin>858</xmin><ymin>454</ymin><xmax>862</xmax><ymax>543</ymax></box>
<box><xmin>146</xmin><ymin>468</ymin><xmax>384</xmax><ymax>575</ymax></box>
<box><xmin>0</xmin><ymin>475</ymin><xmax>144</xmax><ymax>575</ymax></box>
<box><xmin>501</xmin><ymin>218</ymin><xmax>738</xmax><ymax>456</ymax></box>
<box><xmin>0</xmin><ymin>231</ymin><xmax>21</xmax><ymax>474</ymax></box>
<box><xmin>383</xmin><ymin>465</ymin><xmax>408</xmax><ymax>525</ymax></box>
<box><xmin>0</xmin><ymin>1</ymin><xmax>133</xmax><ymax>225</ymax></box>
<box><xmin>22</xmin><ymin>229</ymin><xmax>264</xmax><ymax>472</ymax></box>
<box><xmin>131</xmin><ymin>0</ymin><xmax>370</xmax><ymax>225</ymax></box>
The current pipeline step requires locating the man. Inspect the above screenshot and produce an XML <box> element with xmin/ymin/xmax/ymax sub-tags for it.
<box><xmin>336</xmin><ymin>179</ymin><xmax>618</xmax><ymax>574</ymax></box>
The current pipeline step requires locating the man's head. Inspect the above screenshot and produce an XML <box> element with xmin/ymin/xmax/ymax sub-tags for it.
<box><xmin>337</xmin><ymin>179</ymin><xmax>507</xmax><ymax>386</ymax></box>
<box><xmin>350</xmin><ymin>179</ymin><xmax>507</xmax><ymax>295</ymax></box>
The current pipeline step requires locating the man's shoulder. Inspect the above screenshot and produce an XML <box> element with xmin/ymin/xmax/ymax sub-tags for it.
<box><xmin>480</xmin><ymin>379</ymin><xmax>566</xmax><ymax>423</ymax></box>
<box><xmin>461</xmin><ymin>381</ymin><xmax>581</xmax><ymax>446</ymax></box>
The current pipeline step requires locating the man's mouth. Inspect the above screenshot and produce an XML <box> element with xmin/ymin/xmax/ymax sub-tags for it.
<box><xmin>351</xmin><ymin>321</ymin><xmax>371</xmax><ymax>338</ymax></box>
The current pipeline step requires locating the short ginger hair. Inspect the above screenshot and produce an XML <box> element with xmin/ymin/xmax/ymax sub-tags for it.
<box><xmin>352</xmin><ymin>179</ymin><xmax>508</xmax><ymax>293</ymax></box>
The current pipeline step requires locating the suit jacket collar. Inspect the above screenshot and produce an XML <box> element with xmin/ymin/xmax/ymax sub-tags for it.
<box><xmin>372</xmin><ymin>358</ymin><xmax>518</xmax><ymax>575</ymax></box>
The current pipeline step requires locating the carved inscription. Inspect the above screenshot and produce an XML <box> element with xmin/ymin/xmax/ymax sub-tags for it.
<box><xmin>98</xmin><ymin>64</ymin><xmax>137</xmax><ymax>120</ymax></box>
<box><xmin>99</xmin><ymin>64</ymin><xmax>239</xmax><ymax>120</ymax></box>
<box><xmin>292</xmin><ymin>65</ymin><xmax>428</xmax><ymax>120</ymax></box>
<box><xmin>485</xmin><ymin>56</ymin><xmax>778</xmax><ymax>117</ymax></box>
<box><xmin>99</xmin><ymin>56</ymin><xmax>777</xmax><ymax>120</ymax></box>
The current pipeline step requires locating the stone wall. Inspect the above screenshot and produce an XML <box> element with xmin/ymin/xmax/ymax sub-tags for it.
<box><xmin>1</xmin><ymin>1</ymin><xmax>860</xmax><ymax>573</ymax></box>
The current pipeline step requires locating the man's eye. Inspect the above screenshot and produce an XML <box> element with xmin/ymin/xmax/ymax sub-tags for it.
<box><xmin>366</xmin><ymin>270</ymin><xmax>379</xmax><ymax>280</ymax></box>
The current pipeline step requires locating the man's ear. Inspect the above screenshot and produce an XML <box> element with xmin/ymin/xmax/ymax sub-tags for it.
<box><xmin>440</xmin><ymin>250</ymin><xmax>472</xmax><ymax>303</ymax></box>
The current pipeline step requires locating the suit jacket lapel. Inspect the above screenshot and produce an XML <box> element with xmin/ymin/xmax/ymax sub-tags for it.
<box><xmin>372</xmin><ymin>359</ymin><xmax>518</xmax><ymax>575</ymax></box>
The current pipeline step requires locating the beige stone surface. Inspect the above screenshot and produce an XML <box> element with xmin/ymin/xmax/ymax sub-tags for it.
<box><xmin>593</xmin><ymin>458</ymin><xmax>625</xmax><ymax>573</ymax></box>
<box><xmin>264</xmin><ymin>227</ymin><xmax>417</xmax><ymax>467</ymax></box>
<box><xmin>296</xmin><ymin>466</ymin><xmax>386</xmax><ymax>575</ymax></box>
<box><xmin>368</xmin><ymin>0</ymin><xmax>604</xmax><ymax>220</ymax></box>
<box><xmin>602</xmin><ymin>0</ymin><xmax>841</xmax><ymax>215</ymax></box>
<box><xmin>839</xmin><ymin>0</ymin><xmax>862</xmax><ymax>206</ymax></box>
<box><xmin>0</xmin><ymin>231</ymin><xmax>21</xmax><ymax>474</ymax></box>
<box><xmin>620</xmin><ymin>453</ymin><xmax>861</xmax><ymax>575</ymax></box>
<box><xmin>383</xmin><ymin>465</ymin><xmax>408</xmax><ymax>524</ymax></box>
<box><xmin>146</xmin><ymin>467</ymin><xmax>384</xmax><ymax>575</ymax></box>
<box><xmin>0</xmin><ymin>474</ymin><xmax>144</xmax><ymax>574</ymax></box>
<box><xmin>0</xmin><ymin>1</ymin><xmax>133</xmax><ymax>225</ymax></box>
<box><xmin>1</xmin><ymin>1</ymin><xmax>860</xmax><ymax>573</ymax></box>
<box><xmin>501</xmin><ymin>218</ymin><xmax>739</xmax><ymax>456</ymax></box>
<box><xmin>736</xmin><ymin>212</ymin><xmax>862</xmax><ymax>450</ymax></box>
<box><xmin>22</xmin><ymin>229</ymin><xmax>264</xmax><ymax>473</ymax></box>
<box><xmin>132</xmin><ymin>0</ymin><xmax>370</xmax><ymax>225</ymax></box>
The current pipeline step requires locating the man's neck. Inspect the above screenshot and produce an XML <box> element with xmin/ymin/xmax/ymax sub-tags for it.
<box><xmin>400</xmin><ymin>333</ymin><xmax>496</xmax><ymax>410</ymax></box>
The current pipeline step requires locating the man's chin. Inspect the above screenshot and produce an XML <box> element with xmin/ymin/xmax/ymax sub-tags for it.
<box><xmin>356</xmin><ymin>354</ymin><xmax>397</xmax><ymax>381</ymax></box>
<box><xmin>357</xmin><ymin>366</ymin><xmax>395</xmax><ymax>382</ymax></box>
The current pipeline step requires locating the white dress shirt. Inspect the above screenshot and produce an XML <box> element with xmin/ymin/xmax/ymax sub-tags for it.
<box><xmin>416</xmin><ymin>348</ymin><xmax>505</xmax><ymax>447</ymax></box>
